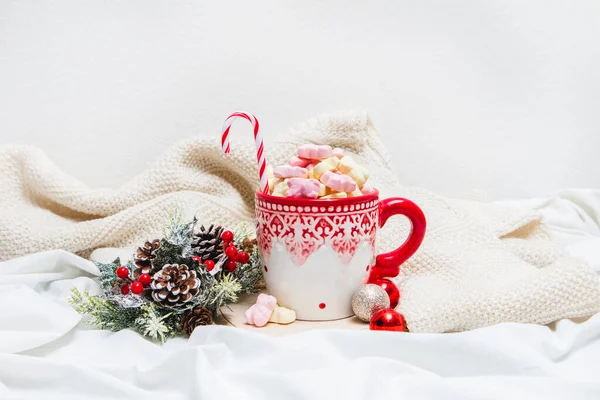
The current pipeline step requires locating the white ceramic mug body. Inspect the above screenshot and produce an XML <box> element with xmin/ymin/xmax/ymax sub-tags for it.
<box><xmin>255</xmin><ymin>191</ymin><xmax>380</xmax><ymax>320</ymax></box>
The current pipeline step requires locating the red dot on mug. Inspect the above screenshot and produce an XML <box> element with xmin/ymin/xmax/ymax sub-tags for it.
<box><xmin>319</xmin><ymin>303</ymin><xmax>326</xmax><ymax>309</ymax></box>
<box><xmin>264</xmin><ymin>265</ymin><xmax>268</xmax><ymax>272</ymax></box>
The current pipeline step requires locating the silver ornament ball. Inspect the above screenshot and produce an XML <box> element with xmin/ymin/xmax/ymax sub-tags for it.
<box><xmin>351</xmin><ymin>284</ymin><xmax>390</xmax><ymax>322</ymax></box>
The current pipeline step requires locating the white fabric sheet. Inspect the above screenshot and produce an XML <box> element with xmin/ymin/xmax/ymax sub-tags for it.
<box><xmin>1</xmin><ymin>189</ymin><xmax>599</xmax><ymax>399</ymax></box>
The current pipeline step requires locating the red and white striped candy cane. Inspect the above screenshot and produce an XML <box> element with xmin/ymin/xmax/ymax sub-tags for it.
<box><xmin>221</xmin><ymin>111</ymin><xmax>269</xmax><ymax>194</ymax></box>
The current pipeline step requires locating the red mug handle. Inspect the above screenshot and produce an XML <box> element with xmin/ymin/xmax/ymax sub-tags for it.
<box><xmin>367</xmin><ymin>198</ymin><xmax>426</xmax><ymax>283</ymax></box>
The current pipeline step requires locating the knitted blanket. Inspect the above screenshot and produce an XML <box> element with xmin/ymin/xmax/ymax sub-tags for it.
<box><xmin>1</xmin><ymin>112</ymin><xmax>599</xmax><ymax>333</ymax></box>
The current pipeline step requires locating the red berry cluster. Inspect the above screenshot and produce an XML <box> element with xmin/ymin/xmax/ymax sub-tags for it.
<box><xmin>200</xmin><ymin>230</ymin><xmax>250</xmax><ymax>274</ymax></box>
<box><xmin>116</xmin><ymin>266</ymin><xmax>151</xmax><ymax>295</ymax></box>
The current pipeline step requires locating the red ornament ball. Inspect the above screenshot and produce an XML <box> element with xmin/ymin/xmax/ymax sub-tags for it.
<box><xmin>225</xmin><ymin>245</ymin><xmax>238</xmax><ymax>259</ymax></box>
<box><xmin>204</xmin><ymin>260</ymin><xmax>215</xmax><ymax>272</ymax></box>
<box><xmin>131</xmin><ymin>281</ymin><xmax>144</xmax><ymax>295</ymax></box>
<box><xmin>116</xmin><ymin>266</ymin><xmax>129</xmax><ymax>279</ymax></box>
<box><xmin>370</xmin><ymin>308</ymin><xmax>407</xmax><ymax>332</ymax></box>
<box><xmin>225</xmin><ymin>260</ymin><xmax>237</xmax><ymax>273</ymax></box>
<box><xmin>236</xmin><ymin>251</ymin><xmax>250</xmax><ymax>264</ymax></box>
<box><xmin>371</xmin><ymin>278</ymin><xmax>400</xmax><ymax>308</ymax></box>
<box><xmin>139</xmin><ymin>273</ymin><xmax>151</xmax><ymax>286</ymax></box>
<box><xmin>121</xmin><ymin>285</ymin><xmax>130</xmax><ymax>295</ymax></box>
<box><xmin>221</xmin><ymin>230</ymin><xmax>234</xmax><ymax>243</ymax></box>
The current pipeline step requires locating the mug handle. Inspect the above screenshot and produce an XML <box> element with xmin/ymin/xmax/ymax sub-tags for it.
<box><xmin>367</xmin><ymin>198</ymin><xmax>427</xmax><ymax>283</ymax></box>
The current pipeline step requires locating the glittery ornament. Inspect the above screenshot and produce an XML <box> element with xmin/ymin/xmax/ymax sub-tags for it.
<box><xmin>351</xmin><ymin>284</ymin><xmax>390</xmax><ymax>322</ymax></box>
<box><xmin>371</xmin><ymin>278</ymin><xmax>400</xmax><ymax>308</ymax></box>
<box><xmin>370</xmin><ymin>308</ymin><xmax>407</xmax><ymax>332</ymax></box>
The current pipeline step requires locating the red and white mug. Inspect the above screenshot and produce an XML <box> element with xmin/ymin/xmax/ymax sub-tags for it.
<box><xmin>255</xmin><ymin>189</ymin><xmax>426</xmax><ymax>320</ymax></box>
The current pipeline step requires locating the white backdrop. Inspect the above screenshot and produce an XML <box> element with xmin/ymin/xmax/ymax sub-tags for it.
<box><xmin>0</xmin><ymin>1</ymin><xmax>599</xmax><ymax>199</ymax></box>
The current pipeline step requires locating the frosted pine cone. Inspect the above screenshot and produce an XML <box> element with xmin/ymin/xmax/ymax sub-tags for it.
<box><xmin>149</xmin><ymin>264</ymin><xmax>200</xmax><ymax>307</ymax></box>
<box><xmin>133</xmin><ymin>239</ymin><xmax>161</xmax><ymax>279</ymax></box>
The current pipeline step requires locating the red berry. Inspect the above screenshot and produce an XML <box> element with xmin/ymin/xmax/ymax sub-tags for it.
<box><xmin>121</xmin><ymin>285</ymin><xmax>130</xmax><ymax>295</ymax></box>
<box><xmin>225</xmin><ymin>260</ymin><xmax>237</xmax><ymax>273</ymax></box>
<box><xmin>131</xmin><ymin>281</ymin><xmax>144</xmax><ymax>295</ymax></box>
<box><xmin>139</xmin><ymin>273</ymin><xmax>151</xmax><ymax>286</ymax></box>
<box><xmin>116</xmin><ymin>266</ymin><xmax>129</xmax><ymax>279</ymax></box>
<box><xmin>221</xmin><ymin>230</ymin><xmax>234</xmax><ymax>243</ymax></box>
<box><xmin>204</xmin><ymin>260</ymin><xmax>215</xmax><ymax>271</ymax></box>
<box><xmin>192</xmin><ymin>255</ymin><xmax>202</xmax><ymax>263</ymax></box>
<box><xmin>236</xmin><ymin>251</ymin><xmax>250</xmax><ymax>264</ymax></box>
<box><xmin>225</xmin><ymin>245</ymin><xmax>238</xmax><ymax>259</ymax></box>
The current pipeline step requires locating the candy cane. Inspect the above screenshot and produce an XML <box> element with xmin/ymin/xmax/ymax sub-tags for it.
<box><xmin>221</xmin><ymin>112</ymin><xmax>269</xmax><ymax>194</ymax></box>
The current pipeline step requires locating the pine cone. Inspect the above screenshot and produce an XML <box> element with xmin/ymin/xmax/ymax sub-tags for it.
<box><xmin>191</xmin><ymin>224</ymin><xmax>225</xmax><ymax>262</ymax></box>
<box><xmin>133</xmin><ymin>239</ymin><xmax>161</xmax><ymax>279</ymax></box>
<box><xmin>149</xmin><ymin>264</ymin><xmax>200</xmax><ymax>307</ymax></box>
<box><xmin>239</xmin><ymin>237</ymin><xmax>257</xmax><ymax>254</ymax></box>
<box><xmin>179</xmin><ymin>306</ymin><xmax>213</xmax><ymax>336</ymax></box>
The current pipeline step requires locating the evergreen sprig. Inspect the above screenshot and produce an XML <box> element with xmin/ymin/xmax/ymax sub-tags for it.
<box><xmin>204</xmin><ymin>273</ymin><xmax>242</xmax><ymax>312</ymax></box>
<box><xmin>153</xmin><ymin>212</ymin><xmax>197</xmax><ymax>267</ymax></box>
<box><xmin>69</xmin><ymin>287</ymin><xmax>141</xmax><ymax>331</ymax></box>
<box><xmin>96</xmin><ymin>258</ymin><xmax>123</xmax><ymax>291</ymax></box>
<box><xmin>232</xmin><ymin>246</ymin><xmax>263</xmax><ymax>294</ymax></box>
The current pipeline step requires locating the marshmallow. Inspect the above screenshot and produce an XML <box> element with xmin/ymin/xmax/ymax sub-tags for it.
<box><xmin>361</xmin><ymin>183</ymin><xmax>376</xmax><ymax>195</ymax></box>
<box><xmin>320</xmin><ymin>171</ymin><xmax>357</xmax><ymax>193</ymax></box>
<box><xmin>319</xmin><ymin>182</ymin><xmax>327</xmax><ymax>197</ymax></box>
<box><xmin>337</xmin><ymin>156</ymin><xmax>369</xmax><ymax>187</ymax></box>
<box><xmin>288</xmin><ymin>156</ymin><xmax>312</xmax><ymax>168</ymax></box>
<box><xmin>312</xmin><ymin>157</ymin><xmax>340</xmax><ymax>179</ymax></box>
<box><xmin>337</xmin><ymin>156</ymin><xmax>358</xmax><ymax>174</ymax></box>
<box><xmin>332</xmin><ymin>147</ymin><xmax>345</xmax><ymax>159</ymax></box>
<box><xmin>297</xmin><ymin>144</ymin><xmax>333</xmax><ymax>160</ymax></box>
<box><xmin>257</xmin><ymin>293</ymin><xmax>277</xmax><ymax>309</ymax></box>
<box><xmin>269</xmin><ymin>306</ymin><xmax>296</xmax><ymax>324</ymax></box>
<box><xmin>273</xmin><ymin>165</ymin><xmax>308</xmax><ymax>179</ymax></box>
<box><xmin>347</xmin><ymin>188</ymin><xmax>363</xmax><ymax>197</ymax></box>
<box><xmin>347</xmin><ymin>168</ymin><xmax>369</xmax><ymax>188</ymax></box>
<box><xmin>271</xmin><ymin>179</ymin><xmax>289</xmax><ymax>197</ymax></box>
<box><xmin>321</xmin><ymin>192</ymin><xmax>348</xmax><ymax>199</ymax></box>
<box><xmin>244</xmin><ymin>294</ymin><xmax>277</xmax><ymax>327</ymax></box>
<box><xmin>286</xmin><ymin>178</ymin><xmax>321</xmax><ymax>199</ymax></box>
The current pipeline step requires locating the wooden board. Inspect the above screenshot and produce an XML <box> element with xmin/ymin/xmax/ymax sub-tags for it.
<box><xmin>219</xmin><ymin>291</ymin><xmax>369</xmax><ymax>336</ymax></box>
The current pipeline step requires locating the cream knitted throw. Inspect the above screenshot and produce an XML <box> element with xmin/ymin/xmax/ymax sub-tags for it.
<box><xmin>1</xmin><ymin>112</ymin><xmax>599</xmax><ymax>333</ymax></box>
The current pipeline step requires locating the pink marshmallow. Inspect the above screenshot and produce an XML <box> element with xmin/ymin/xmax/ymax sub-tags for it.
<box><xmin>244</xmin><ymin>294</ymin><xmax>278</xmax><ymax>327</ymax></box>
<box><xmin>321</xmin><ymin>171</ymin><xmax>357</xmax><ymax>193</ymax></box>
<box><xmin>288</xmin><ymin>156</ymin><xmax>312</xmax><ymax>168</ymax></box>
<box><xmin>332</xmin><ymin>148</ymin><xmax>345</xmax><ymax>158</ymax></box>
<box><xmin>361</xmin><ymin>183</ymin><xmax>376</xmax><ymax>194</ymax></box>
<box><xmin>297</xmin><ymin>144</ymin><xmax>333</xmax><ymax>160</ymax></box>
<box><xmin>286</xmin><ymin>178</ymin><xmax>321</xmax><ymax>199</ymax></box>
<box><xmin>245</xmin><ymin>304</ymin><xmax>273</xmax><ymax>327</ymax></box>
<box><xmin>256</xmin><ymin>293</ymin><xmax>277</xmax><ymax>309</ymax></box>
<box><xmin>273</xmin><ymin>165</ymin><xmax>308</xmax><ymax>179</ymax></box>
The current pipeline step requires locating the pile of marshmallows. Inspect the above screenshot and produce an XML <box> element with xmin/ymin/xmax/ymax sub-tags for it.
<box><xmin>267</xmin><ymin>144</ymin><xmax>374</xmax><ymax>199</ymax></box>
